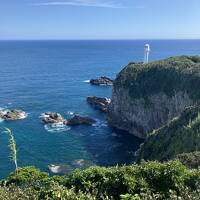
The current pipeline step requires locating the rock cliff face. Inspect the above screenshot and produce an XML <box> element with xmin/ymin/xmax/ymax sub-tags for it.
<box><xmin>108</xmin><ymin>56</ymin><xmax>200</xmax><ymax>138</ymax></box>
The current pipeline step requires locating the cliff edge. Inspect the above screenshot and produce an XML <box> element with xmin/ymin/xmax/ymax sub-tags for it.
<box><xmin>108</xmin><ymin>56</ymin><xmax>200</xmax><ymax>138</ymax></box>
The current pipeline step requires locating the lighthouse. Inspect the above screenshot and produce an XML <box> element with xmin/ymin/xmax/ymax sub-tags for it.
<box><xmin>144</xmin><ymin>44</ymin><xmax>150</xmax><ymax>64</ymax></box>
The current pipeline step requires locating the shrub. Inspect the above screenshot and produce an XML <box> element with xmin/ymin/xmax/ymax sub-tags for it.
<box><xmin>138</xmin><ymin>106</ymin><xmax>200</xmax><ymax>161</ymax></box>
<box><xmin>59</xmin><ymin>160</ymin><xmax>200</xmax><ymax>200</ymax></box>
<box><xmin>5</xmin><ymin>166</ymin><xmax>49</xmax><ymax>185</ymax></box>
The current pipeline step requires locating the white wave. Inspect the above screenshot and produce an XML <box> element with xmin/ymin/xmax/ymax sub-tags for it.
<box><xmin>66</xmin><ymin>111</ymin><xmax>74</xmax><ymax>116</ymax></box>
<box><xmin>83</xmin><ymin>80</ymin><xmax>90</xmax><ymax>83</ymax></box>
<box><xmin>0</xmin><ymin>107</ymin><xmax>5</xmax><ymax>122</ymax></box>
<box><xmin>40</xmin><ymin>113</ymin><xmax>50</xmax><ymax>118</ymax></box>
<box><xmin>0</xmin><ymin>107</ymin><xmax>8</xmax><ymax>112</ymax></box>
<box><xmin>0</xmin><ymin>107</ymin><xmax>4</xmax><ymax>111</ymax></box>
<box><xmin>92</xmin><ymin>119</ymin><xmax>108</xmax><ymax>128</ymax></box>
<box><xmin>0</xmin><ymin>109</ymin><xmax>9</xmax><ymax>115</ymax></box>
<box><xmin>44</xmin><ymin>122</ymin><xmax>71</xmax><ymax>133</ymax></box>
<box><xmin>18</xmin><ymin>112</ymin><xmax>28</xmax><ymax>119</ymax></box>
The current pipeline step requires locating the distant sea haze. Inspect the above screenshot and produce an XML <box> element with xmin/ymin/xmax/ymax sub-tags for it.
<box><xmin>0</xmin><ymin>40</ymin><xmax>200</xmax><ymax>178</ymax></box>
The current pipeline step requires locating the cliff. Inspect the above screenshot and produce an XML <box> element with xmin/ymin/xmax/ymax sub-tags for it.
<box><xmin>138</xmin><ymin>106</ymin><xmax>200</xmax><ymax>161</ymax></box>
<box><xmin>108</xmin><ymin>56</ymin><xmax>200</xmax><ymax>138</ymax></box>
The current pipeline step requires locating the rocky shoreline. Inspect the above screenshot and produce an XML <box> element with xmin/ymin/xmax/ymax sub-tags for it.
<box><xmin>0</xmin><ymin>109</ymin><xmax>27</xmax><ymax>121</ymax></box>
<box><xmin>42</xmin><ymin>112</ymin><xmax>96</xmax><ymax>126</ymax></box>
<box><xmin>89</xmin><ymin>76</ymin><xmax>113</xmax><ymax>86</ymax></box>
<box><xmin>87</xmin><ymin>96</ymin><xmax>111</xmax><ymax>113</ymax></box>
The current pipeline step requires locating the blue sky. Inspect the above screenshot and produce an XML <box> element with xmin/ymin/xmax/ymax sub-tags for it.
<box><xmin>0</xmin><ymin>0</ymin><xmax>200</xmax><ymax>40</ymax></box>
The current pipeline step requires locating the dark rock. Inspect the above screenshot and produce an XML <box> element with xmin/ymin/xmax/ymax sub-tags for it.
<box><xmin>42</xmin><ymin>112</ymin><xmax>65</xmax><ymax>124</ymax></box>
<box><xmin>87</xmin><ymin>96</ymin><xmax>111</xmax><ymax>113</ymax></box>
<box><xmin>90</xmin><ymin>76</ymin><xmax>113</xmax><ymax>86</ymax></box>
<box><xmin>66</xmin><ymin>115</ymin><xmax>96</xmax><ymax>126</ymax></box>
<box><xmin>0</xmin><ymin>109</ymin><xmax>27</xmax><ymax>121</ymax></box>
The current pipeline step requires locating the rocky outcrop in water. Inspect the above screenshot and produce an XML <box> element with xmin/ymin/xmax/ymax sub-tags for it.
<box><xmin>65</xmin><ymin>115</ymin><xmax>96</xmax><ymax>126</ymax></box>
<box><xmin>0</xmin><ymin>109</ymin><xmax>27</xmax><ymax>121</ymax></box>
<box><xmin>108</xmin><ymin>56</ymin><xmax>200</xmax><ymax>138</ymax></box>
<box><xmin>42</xmin><ymin>112</ymin><xmax>65</xmax><ymax>124</ymax></box>
<box><xmin>42</xmin><ymin>113</ymin><xmax>96</xmax><ymax>126</ymax></box>
<box><xmin>90</xmin><ymin>76</ymin><xmax>113</xmax><ymax>86</ymax></box>
<box><xmin>87</xmin><ymin>96</ymin><xmax>111</xmax><ymax>113</ymax></box>
<box><xmin>71</xmin><ymin>159</ymin><xmax>94</xmax><ymax>169</ymax></box>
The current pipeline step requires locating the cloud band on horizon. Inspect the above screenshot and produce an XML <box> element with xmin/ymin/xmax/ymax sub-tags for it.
<box><xmin>32</xmin><ymin>0</ymin><xmax>125</xmax><ymax>8</ymax></box>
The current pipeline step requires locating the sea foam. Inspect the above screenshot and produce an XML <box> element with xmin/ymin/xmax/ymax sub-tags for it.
<box><xmin>83</xmin><ymin>80</ymin><xmax>90</xmax><ymax>83</ymax></box>
<box><xmin>92</xmin><ymin>119</ymin><xmax>108</xmax><ymax>128</ymax></box>
<box><xmin>44</xmin><ymin>122</ymin><xmax>71</xmax><ymax>133</ymax></box>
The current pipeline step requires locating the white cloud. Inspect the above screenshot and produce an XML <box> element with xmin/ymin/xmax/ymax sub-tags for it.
<box><xmin>32</xmin><ymin>0</ymin><xmax>125</xmax><ymax>8</ymax></box>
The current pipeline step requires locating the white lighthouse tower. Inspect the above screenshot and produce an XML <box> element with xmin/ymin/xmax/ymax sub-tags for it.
<box><xmin>144</xmin><ymin>44</ymin><xmax>150</xmax><ymax>64</ymax></box>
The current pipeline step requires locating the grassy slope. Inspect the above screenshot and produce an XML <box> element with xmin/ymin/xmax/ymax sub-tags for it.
<box><xmin>114</xmin><ymin>56</ymin><xmax>200</xmax><ymax>102</ymax></box>
<box><xmin>138</xmin><ymin>106</ymin><xmax>200</xmax><ymax>161</ymax></box>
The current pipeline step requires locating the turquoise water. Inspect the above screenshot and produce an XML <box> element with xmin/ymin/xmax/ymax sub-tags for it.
<box><xmin>0</xmin><ymin>40</ymin><xmax>200</xmax><ymax>178</ymax></box>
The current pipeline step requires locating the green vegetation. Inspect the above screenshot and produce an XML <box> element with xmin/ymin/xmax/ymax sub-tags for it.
<box><xmin>175</xmin><ymin>151</ymin><xmax>200</xmax><ymax>169</ymax></box>
<box><xmin>114</xmin><ymin>56</ymin><xmax>200</xmax><ymax>102</ymax></box>
<box><xmin>138</xmin><ymin>106</ymin><xmax>200</xmax><ymax>161</ymax></box>
<box><xmin>3</xmin><ymin>56</ymin><xmax>200</xmax><ymax>199</ymax></box>
<box><xmin>1</xmin><ymin>160</ymin><xmax>200</xmax><ymax>199</ymax></box>
<box><xmin>5</xmin><ymin>128</ymin><xmax>18</xmax><ymax>171</ymax></box>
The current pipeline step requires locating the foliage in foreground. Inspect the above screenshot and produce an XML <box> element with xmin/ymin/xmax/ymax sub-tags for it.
<box><xmin>1</xmin><ymin>160</ymin><xmax>200</xmax><ymax>200</ymax></box>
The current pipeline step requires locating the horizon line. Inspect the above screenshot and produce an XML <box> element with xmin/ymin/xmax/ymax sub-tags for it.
<box><xmin>1</xmin><ymin>38</ymin><xmax>200</xmax><ymax>41</ymax></box>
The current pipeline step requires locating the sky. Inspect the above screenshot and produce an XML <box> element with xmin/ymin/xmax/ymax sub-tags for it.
<box><xmin>0</xmin><ymin>0</ymin><xmax>200</xmax><ymax>40</ymax></box>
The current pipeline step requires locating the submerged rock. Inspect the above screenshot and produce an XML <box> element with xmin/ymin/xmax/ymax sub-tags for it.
<box><xmin>90</xmin><ymin>76</ymin><xmax>113</xmax><ymax>86</ymax></box>
<box><xmin>87</xmin><ymin>96</ymin><xmax>111</xmax><ymax>113</ymax></box>
<box><xmin>48</xmin><ymin>164</ymin><xmax>72</xmax><ymax>174</ymax></box>
<box><xmin>71</xmin><ymin>159</ymin><xmax>94</xmax><ymax>169</ymax></box>
<box><xmin>0</xmin><ymin>109</ymin><xmax>27</xmax><ymax>121</ymax></box>
<box><xmin>42</xmin><ymin>112</ymin><xmax>65</xmax><ymax>124</ymax></box>
<box><xmin>66</xmin><ymin>115</ymin><xmax>96</xmax><ymax>126</ymax></box>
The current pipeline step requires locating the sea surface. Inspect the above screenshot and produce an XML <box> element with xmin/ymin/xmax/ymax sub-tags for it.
<box><xmin>0</xmin><ymin>40</ymin><xmax>200</xmax><ymax>178</ymax></box>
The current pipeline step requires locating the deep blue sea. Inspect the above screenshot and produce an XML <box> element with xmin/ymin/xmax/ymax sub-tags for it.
<box><xmin>0</xmin><ymin>40</ymin><xmax>200</xmax><ymax>178</ymax></box>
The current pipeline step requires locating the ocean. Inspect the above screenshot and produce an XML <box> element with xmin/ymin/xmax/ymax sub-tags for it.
<box><xmin>0</xmin><ymin>40</ymin><xmax>200</xmax><ymax>178</ymax></box>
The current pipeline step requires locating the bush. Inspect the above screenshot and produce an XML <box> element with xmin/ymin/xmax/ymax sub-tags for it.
<box><xmin>138</xmin><ymin>106</ymin><xmax>200</xmax><ymax>161</ymax></box>
<box><xmin>1</xmin><ymin>161</ymin><xmax>200</xmax><ymax>199</ymax></box>
<box><xmin>60</xmin><ymin>160</ymin><xmax>200</xmax><ymax>200</ymax></box>
<box><xmin>5</xmin><ymin>166</ymin><xmax>49</xmax><ymax>185</ymax></box>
